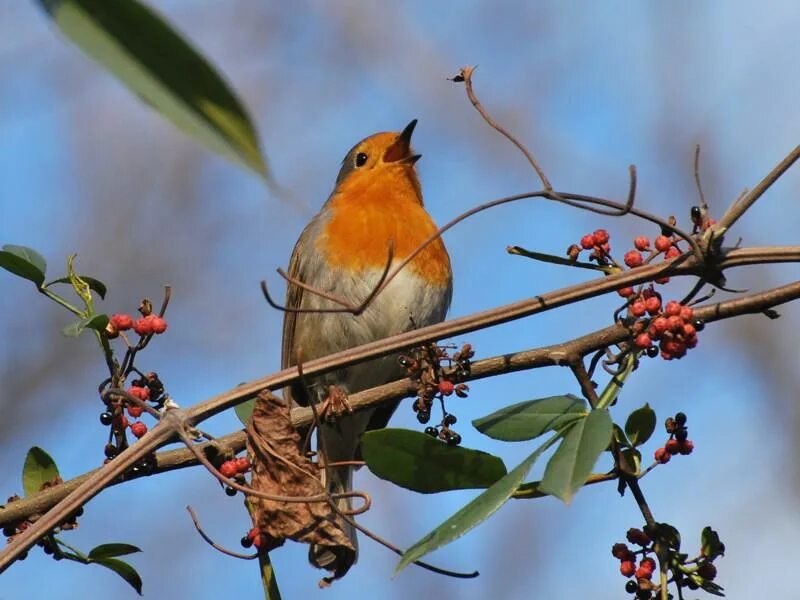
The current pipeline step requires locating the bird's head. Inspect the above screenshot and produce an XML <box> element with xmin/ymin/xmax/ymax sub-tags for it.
<box><xmin>333</xmin><ymin>120</ymin><xmax>423</xmax><ymax>204</ymax></box>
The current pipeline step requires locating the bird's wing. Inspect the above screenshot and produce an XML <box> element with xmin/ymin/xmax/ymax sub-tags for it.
<box><xmin>280</xmin><ymin>216</ymin><xmax>321</xmax><ymax>406</ymax></box>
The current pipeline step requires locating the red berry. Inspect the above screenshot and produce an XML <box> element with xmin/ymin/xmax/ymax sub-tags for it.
<box><xmin>654</xmin><ymin>235</ymin><xmax>672</xmax><ymax>252</ymax></box>
<box><xmin>130</xmin><ymin>422</ymin><xmax>147</xmax><ymax>438</ymax></box>
<box><xmin>635</xmin><ymin>333</ymin><xmax>652</xmax><ymax>349</ymax></box>
<box><xmin>635</xmin><ymin>566</ymin><xmax>653</xmax><ymax>580</ymax></box>
<box><xmin>640</xmin><ymin>557</ymin><xmax>656</xmax><ymax>571</ymax></box>
<box><xmin>627</xmin><ymin>528</ymin><xmax>651</xmax><ymax>546</ymax></box>
<box><xmin>644</xmin><ymin>296</ymin><xmax>661</xmax><ymax>314</ymax></box>
<box><xmin>630</xmin><ymin>301</ymin><xmax>646</xmax><ymax>317</ymax></box>
<box><xmin>128</xmin><ymin>385</ymin><xmax>150</xmax><ymax>401</ymax></box>
<box><xmin>110</xmin><ymin>313</ymin><xmax>134</xmax><ymax>331</ymax></box>
<box><xmin>593</xmin><ymin>229</ymin><xmax>610</xmax><ymax>245</ymax></box>
<box><xmin>612</xmin><ymin>543</ymin><xmax>631</xmax><ymax>559</ymax></box>
<box><xmin>620</xmin><ymin>560</ymin><xmax>636</xmax><ymax>578</ymax></box>
<box><xmin>127</xmin><ymin>404</ymin><xmax>144</xmax><ymax>418</ymax></box>
<box><xmin>655</xmin><ymin>276</ymin><xmax>670</xmax><ymax>284</ymax></box>
<box><xmin>679</xmin><ymin>440</ymin><xmax>694</xmax><ymax>455</ymax></box>
<box><xmin>664</xmin><ymin>301</ymin><xmax>681</xmax><ymax>316</ymax></box>
<box><xmin>438</xmin><ymin>380</ymin><xmax>455</xmax><ymax>396</ymax></box>
<box><xmin>682</xmin><ymin>323</ymin><xmax>697</xmax><ymax>337</ymax></box>
<box><xmin>617</xmin><ymin>286</ymin><xmax>635</xmax><ymax>298</ymax></box>
<box><xmin>665</xmin><ymin>246</ymin><xmax>681</xmax><ymax>259</ymax></box>
<box><xmin>661</xmin><ymin>351</ymin><xmax>673</xmax><ymax>360</ymax></box>
<box><xmin>665</xmin><ymin>439</ymin><xmax>681</xmax><ymax>455</ymax></box>
<box><xmin>667</xmin><ymin>315</ymin><xmax>684</xmax><ymax>332</ymax></box>
<box><xmin>235</xmin><ymin>457</ymin><xmax>251</xmax><ymax>473</ymax></box>
<box><xmin>651</xmin><ymin>317</ymin><xmax>669</xmax><ymax>335</ymax></box>
<box><xmin>580</xmin><ymin>234</ymin><xmax>597</xmax><ymax>250</ymax></box>
<box><xmin>113</xmin><ymin>414</ymin><xmax>129</xmax><ymax>431</ymax></box>
<box><xmin>600</xmin><ymin>242</ymin><xmax>611</xmax><ymax>254</ymax></box>
<box><xmin>149</xmin><ymin>316</ymin><xmax>168</xmax><ymax>334</ymax></box>
<box><xmin>624</xmin><ymin>250</ymin><xmax>644</xmax><ymax>267</ymax></box>
<box><xmin>686</xmin><ymin>335</ymin><xmax>699</xmax><ymax>349</ymax></box>
<box><xmin>633</xmin><ymin>236</ymin><xmax>650</xmax><ymax>251</ymax></box>
<box><xmin>654</xmin><ymin>447</ymin><xmax>671</xmax><ymax>464</ymax></box>
<box><xmin>133</xmin><ymin>318</ymin><xmax>154</xmax><ymax>336</ymax></box>
<box><xmin>220</xmin><ymin>461</ymin><xmax>238</xmax><ymax>478</ymax></box>
<box><xmin>680</xmin><ymin>306</ymin><xmax>694</xmax><ymax>321</ymax></box>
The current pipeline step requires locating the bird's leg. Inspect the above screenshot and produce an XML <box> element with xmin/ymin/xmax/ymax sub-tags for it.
<box><xmin>319</xmin><ymin>385</ymin><xmax>353</xmax><ymax>423</ymax></box>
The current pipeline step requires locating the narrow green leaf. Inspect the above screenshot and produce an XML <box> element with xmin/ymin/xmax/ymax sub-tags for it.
<box><xmin>61</xmin><ymin>314</ymin><xmax>109</xmax><ymax>337</ymax></box>
<box><xmin>38</xmin><ymin>0</ymin><xmax>269</xmax><ymax>179</ymax></box>
<box><xmin>234</xmin><ymin>399</ymin><xmax>255</xmax><ymax>427</ymax></box>
<box><xmin>540</xmin><ymin>409</ymin><xmax>613</xmax><ymax>503</ymax></box>
<box><xmin>46</xmin><ymin>275</ymin><xmax>108</xmax><ymax>299</ymax></box>
<box><xmin>92</xmin><ymin>557</ymin><xmax>143</xmax><ymax>595</ymax></box>
<box><xmin>625</xmin><ymin>403</ymin><xmax>656</xmax><ymax>447</ymax></box>
<box><xmin>395</xmin><ymin>431</ymin><xmax>561</xmax><ymax>575</ymax></box>
<box><xmin>22</xmin><ymin>447</ymin><xmax>60</xmax><ymax>497</ymax></box>
<box><xmin>362</xmin><ymin>429</ymin><xmax>507</xmax><ymax>494</ymax></box>
<box><xmin>89</xmin><ymin>543</ymin><xmax>142</xmax><ymax>559</ymax></box>
<box><xmin>0</xmin><ymin>245</ymin><xmax>47</xmax><ymax>287</ymax></box>
<box><xmin>472</xmin><ymin>394</ymin><xmax>587</xmax><ymax>441</ymax></box>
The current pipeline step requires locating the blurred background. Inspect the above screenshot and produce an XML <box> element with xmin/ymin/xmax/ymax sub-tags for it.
<box><xmin>1</xmin><ymin>1</ymin><xmax>799</xmax><ymax>598</ymax></box>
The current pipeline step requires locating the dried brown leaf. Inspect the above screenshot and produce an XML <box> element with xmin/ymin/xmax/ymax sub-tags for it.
<box><xmin>245</xmin><ymin>390</ymin><xmax>355</xmax><ymax>578</ymax></box>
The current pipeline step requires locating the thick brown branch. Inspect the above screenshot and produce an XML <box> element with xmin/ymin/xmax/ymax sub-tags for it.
<box><xmin>3</xmin><ymin>278</ymin><xmax>798</xmax><ymax>534</ymax></box>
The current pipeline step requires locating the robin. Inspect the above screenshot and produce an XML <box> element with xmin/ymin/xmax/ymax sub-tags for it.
<box><xmin>281</xmin><ymin>120</ymin><xmax>452</xmax><ymax>575</ymax></box>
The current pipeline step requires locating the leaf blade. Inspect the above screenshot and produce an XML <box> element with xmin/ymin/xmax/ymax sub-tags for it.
<box><xmin>625</xmin><ymin>403</ymin><xmax>656</xmax><ymax>447</ymax></box>
<box><xmin>472</xmin><ymin>394</ymin><xmax>587</xmax><ymax>441</ymax></box>
<box><xmin>89</xmin><ymin>543</ymin><xmax>142</xmax><ymax>559</ymax></box>
<box><xmin>22</xmin><ymin>447</ymin><xmax>60</xmax><ymax>498</ymax></box>
<box><xmin>0</xmin><ymin>245</ymin><xmax>47</xmax><ymax>287</ymax></box>
<box><xmin>539</xmin><ymin>409</ymin><xmax>613</xmax><ymax>503</ymax></box>
<box><xmin>38</xmin><ymin>0</ymin><xmax>269</xmax><ymax>178</ymax></box>
<box><xmin>362</xmin><ymin>429</ymin><xmax>507</xmax><ymax>493</ymax></box>
<box><xmin>45</xmin><ymin>275</ymin><xmax>108</xmax><ymax>299</ymax></box>
<box><xmin>91</xmin><ymin>557</ymin><xmax>143</xmax><ymax>595</ymax></box>
<box><xmin>395</xmin><ymin>431</ymin><xmax>561</xmax><ymax>575</ymax></box>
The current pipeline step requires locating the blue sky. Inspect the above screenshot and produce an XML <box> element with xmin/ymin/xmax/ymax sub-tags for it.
<box><xmin>1</xmin><ymin>2</ymin><xmax>799</xmax><ymax>599</ymax></box>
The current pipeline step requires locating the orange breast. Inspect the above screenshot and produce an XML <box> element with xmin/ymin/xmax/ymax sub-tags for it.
<box><xmin>318</xmin><ymin>173</ymin><xmax>451</xmax><ymax>286</ymax></box>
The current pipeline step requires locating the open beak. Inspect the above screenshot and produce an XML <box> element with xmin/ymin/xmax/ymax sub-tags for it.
<box><xmin>383</xmin><ymin>119</ymin><xmax>422</xmax><ymax>164</ymax></box>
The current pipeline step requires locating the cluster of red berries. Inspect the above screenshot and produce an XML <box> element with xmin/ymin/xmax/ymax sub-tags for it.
<box><xmin>618</xmin><ymin>286</ymin><xmax>704</xmax><ymax>360</ymax></box>
<box><xmin>653</xmin><ymin>412</ymin><xmax>694</xmax><ymax>464</ymax></box>
<box><xmin>400</xmin><ymin>343</ymin><xmax>473</xmax><ymax>446</ymax></box>
<box><xmin>219</xmin><ymin>456</ymin><xmax>251</xmax><ymax>479</ymax></box>
<box><xmin>108</xmin><ymin>312</ymin><xmax>167</xmax><ymax>338</ymax></box>
<box><xmin>577</xmin><ymin>228</ymin><xmax>612</xmax><ymax>261</ymax></box>
<box><xmin>612</xmin><ymin>527</ymin><xmax>657</xmax><ymax>584</ymax></box>
<box><xmin>621</xmin><ymin>233</ymin><xmax>682</xmax><ymax>275</ymax></box>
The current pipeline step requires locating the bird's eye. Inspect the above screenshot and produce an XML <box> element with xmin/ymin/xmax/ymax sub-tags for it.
<box><xmin>355</xmin><ymin>152</ymin><xmax>368</xmax><ymax>167</ymax></box>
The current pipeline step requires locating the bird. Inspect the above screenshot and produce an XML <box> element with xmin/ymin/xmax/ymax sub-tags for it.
<box><xmin>281</xmin><ymin>119</ymin><xmax>452</xmax><ymax>576</ymax></box>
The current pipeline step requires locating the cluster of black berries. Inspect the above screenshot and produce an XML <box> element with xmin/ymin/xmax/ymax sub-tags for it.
<box><xmin>3</xmin><ymin>493</ymin><xmax>83</xmax><ymax>562</ymax></box>
<box><xmin>654</xmin><ymin>412</ymin><xmax>694</xmax><ymax>464</ymax></box>
<box><xmin>399</xmin><ymin>343</ymin><xmax>473</xmax><ymax>446</ymax></box>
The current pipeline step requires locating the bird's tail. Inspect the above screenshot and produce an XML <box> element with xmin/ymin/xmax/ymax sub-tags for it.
<box><xmin>309</xmin><ymin>455</ymin><xmax>358</xmax><ymax>573</ymax></box>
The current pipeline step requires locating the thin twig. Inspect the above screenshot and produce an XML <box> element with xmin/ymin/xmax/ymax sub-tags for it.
<box><xmin>458</xmin><ymin>65</ymin><xmax>552</xmax><ymax>191</ymax></box>
<box><xmin>186</xmin><ymin>506</ymin><xmax>257</xmax><ymax>560</ymax></box>
<box><xmin>693</xmin><ymin>145</ymin><xmax>708</xmax><ymax>212</ymax></box>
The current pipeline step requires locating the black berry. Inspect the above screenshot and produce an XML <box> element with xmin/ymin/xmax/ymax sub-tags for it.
<box><xmin>674</xmin><ymin>412</ymin><xmax>687</xmax><ymax>426</ymax></box>
<box><xmin>99</xmin><ymin>412</ymin><xmax>113</xmax><ymax>426</ymax></box>
<box><xmin>225</xmin><ymin>486</ymin><xmax>237</xmax><ymax>497</ymax></box>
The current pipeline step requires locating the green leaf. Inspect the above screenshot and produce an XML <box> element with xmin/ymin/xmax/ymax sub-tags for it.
<box><xmin>89</xmin><ymin>543</ymin><xmax>142</xmax><ymax>559</ymax></box>
<box><xmin>620</xmin><ymin>447</ymin><xmax>641</xmax><ymax>474</ymax></box>
<box><xmin>540</xmin><ymin>409</ymin><xmax>613</xmax><ymax>503</ymax></box>
<box><xmin>46</xmin><ymin>275</ymin><xmax>107</xmax><ymax>299</ymax></box>
<box><xmin>234</xmin><ymin>399</ymin><xmax>255</xmax><ymax>427</ymax></box>
<box><xmin>612</xmin><ymin>424</ymin><xmax>631</xmax><ymax>448</ymax></box>
<box><xmin>625</xmin><ymin>403</ymin><xmax>656</xmax><ymax>447</ymax></box>
<box><xmin>700</xmin><ymin>526</ymin><xmax>725</xmax><ymax>558</ymax></box>
<box><xmin>362</xmin><ymin>429</ymin><xmax>507</xmax><ymax>494</ymax></box>
<box><xmin>0</xmin><ymin>245</ymin><xmax>47</xmax><ymax>287</ymax></box>
<box><xmin>62</xmin><ymin>314</ymin><xmax>109</xmax><ymax>337</ymax></box>
<box><xmin>472</xmin><ymin>394</ymin><xmax>587</xmax><ymax>441</ymax></box>
<box><xmin>91</xmin><ymin>557</ymin><xmax>143</xmax><ymax>595</ymax></box>
<box><xmin>22</xmin><ymin>447</ymin><xmax>60</xmax><ymax>497</ymax></box>
<box><xmin>38</xmin><ymin>0</ymin><xmax>269</xmax><ymax>179</ymax></box>
<box><xmin>395</xmin><ymin>431</ymin><xmax>562</xmax><ymax>575</ymax></box>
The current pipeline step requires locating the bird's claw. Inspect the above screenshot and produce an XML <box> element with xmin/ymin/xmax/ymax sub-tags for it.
<box><xmin>320</xmin><ymin>386</ymin><xmax>352</xmax><ymax>423</ymax></box>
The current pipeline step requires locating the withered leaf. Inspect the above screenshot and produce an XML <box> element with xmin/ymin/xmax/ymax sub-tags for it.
<box><xmin>245</xmin><ymin>390</ymin><xmax>355</xmax><ymax>579</ymax></box>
